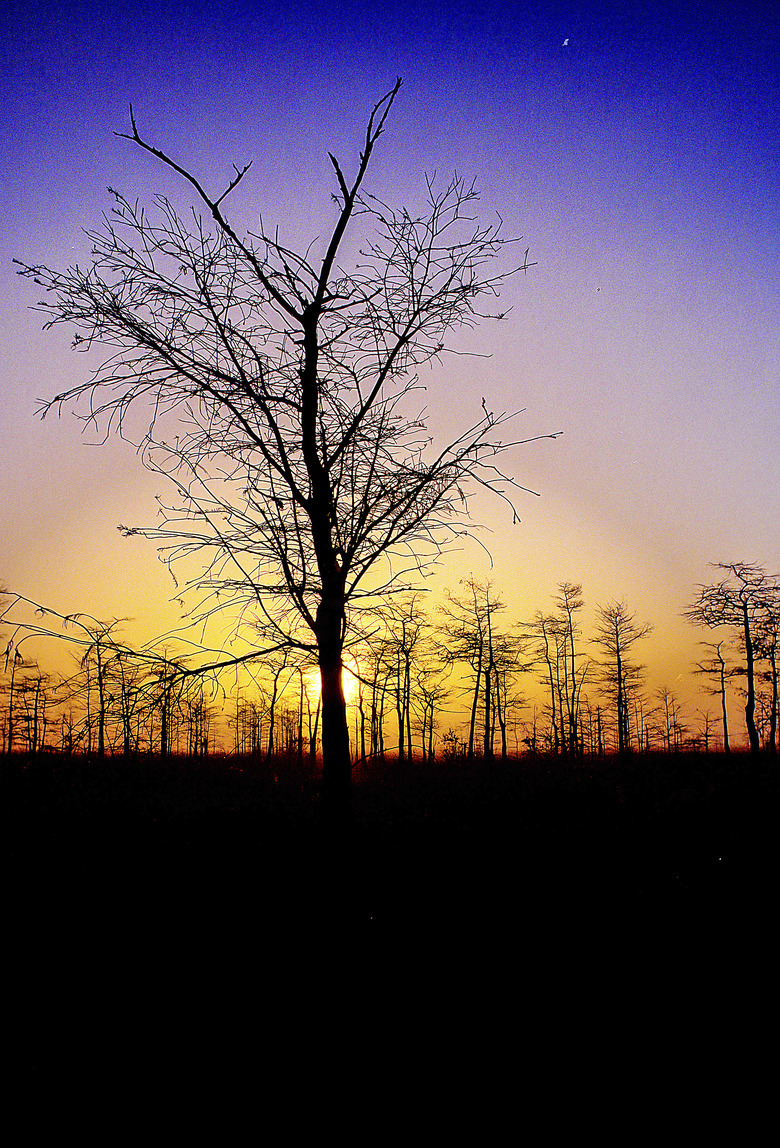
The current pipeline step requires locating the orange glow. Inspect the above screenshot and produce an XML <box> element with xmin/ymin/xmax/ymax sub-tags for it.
<box><xmin>341</xmin><ymin>662</ymin><xmax>360</xmax><ymax>705</ymax></box>
<box><xmin>305</xmin><ymin>662</ymin><xmax>360</xmax><ymax>705</ymax></box>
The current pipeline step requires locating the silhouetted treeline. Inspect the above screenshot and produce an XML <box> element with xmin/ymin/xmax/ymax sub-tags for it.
<box><xmin>5</xmin><ymin>563</ymin><xmax>780</xmax><ymax>762</ymax></box>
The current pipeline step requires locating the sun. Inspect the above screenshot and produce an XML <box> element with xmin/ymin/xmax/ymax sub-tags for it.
<box><xmin>305</xmin><ymin>662</ymin><xmax>360</xmax><ymax>705</ymax></box>
<box><xmin>341</xmin><ymin>662</ymin><xmax>360</xmax><ymax>705</ymax></box>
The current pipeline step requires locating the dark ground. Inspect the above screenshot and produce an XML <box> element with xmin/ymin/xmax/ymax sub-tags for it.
<box><xmin>4</xmin><ymin>749</ymin><xmax>777</xmax><ymax>1086</ymax></box>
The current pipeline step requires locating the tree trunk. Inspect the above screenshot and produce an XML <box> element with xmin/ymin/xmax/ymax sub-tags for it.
<box><xmin>616</xmin><ymin>644</ymin><xmax>626</xmax><ymax>756</ymax></box>
<box><xmin>541</xmin><ymin>630</ymin><xmax>557</xmax><ymax>755</ymax></box>
<box><xmin>395</xmin><ymin>664</ymin><xmax>405</xmax><ymax>764</ymax></box>
<box><xmin>316</xmin><ymin>592</ymin><xmax>351</xmax><ymax>822</ymax></box>
<box><xmin>6</xmin><ymin>657</ymin><xmax>15</xmax><ymax>756</ymax></box>
<box><xmin>468</xmin><ymin>641</ymin><xmax>482</xmax><ymax>761</ymax></box>
<box><xmin>308</xmin><ymin>694</ymin><xmax>321</xmax><ymax>767</ymax></box>
<box><xmin>741</xmin><ymin>602</ymin><xmax>761</xmax><ymax>756</ymax></box>
<box><xmin>96</xmin><ymin>644</ymin><xmax>106</xmax><ymax>760</ymax></box>
<box><xmin>769</xmin><ymin>649</ymin><xmax>778</xmax><ymax>754</ymax></box>
<box><xmin>298</xmin><ymin>670</ymin><xmax>305</xmax><ymax>767</ymax></box>
<box><xmin>404</xmin><ymin>654</ymin><xmax>413</xmax><ymax>762</ymax></box>
<box><xmin>721</xmin><ymin>685</ymin><xmax>730</xmax><ymax>753</ymax></box>
<box><xmin>495</xmin><ymin>666</ymin><xmax>507</xmax><ymax>761</ymax></box>
<box><xmin>483</xmin><ymin>661</ymin><xmax>493</xmax><ymax>760</ymax></box>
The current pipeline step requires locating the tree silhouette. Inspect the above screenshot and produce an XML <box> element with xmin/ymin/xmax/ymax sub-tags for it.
<box><xmin>655</xmin><ymin>685</ymin><xmax>686</xmax><ymax>753</ymax></box>
<box><xmin>527</xmin><ymin>581</ymin><xmax>589</xmax><ymax>756</ymax></box>
<box><xmin>686</xmin><ymin>563</ymin><xmax>780</xmax><ymax>757</ymax></box>
<box><xmin>693</xmin><ymin>640</ymin><xmax>733</xmax><ymax>754</ymax></box>
<box><xmin>0</xmin><ymin>592</ymin><xmax>196</xmax><ymax>756</ymax></box>
<box><xmin>439</xmin><ymin>578</ymin><xmax>514</xmax><ymax>760</ymax></box>
<box><xmin>753</xmin><ymin>597</ymin><xmax>780</xmax><ymax>754</ymax></box>
<box><xmin>383</xmin><ymin>596</ymin><xmax>430</xmax><ymax>764</ymax></box>
<box><xmin>17</xmin><ymin>81</ymin><xmax>553</xmax><ymax>819</ymax></box>
<box><xmin>592</xmin><ymin>601</ymin><xmax>652</xmax><ymax>756</ymax></box>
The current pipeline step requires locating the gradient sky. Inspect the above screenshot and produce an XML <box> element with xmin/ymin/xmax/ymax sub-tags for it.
<box><xmin>1</xmin><ymin>0</ymin><xmax>778</xmax><ymax>714</ymax></box>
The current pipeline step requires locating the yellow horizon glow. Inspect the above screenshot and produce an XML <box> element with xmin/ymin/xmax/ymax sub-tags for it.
<box><xmin>306</xmin><ymin>661</ymin><xmax>360</xmax><ymax>706</ymax></box>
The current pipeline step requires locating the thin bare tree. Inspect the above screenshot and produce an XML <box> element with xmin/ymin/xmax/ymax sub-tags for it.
<box><xmin>526</xmin><ymin>582</ymin><xmax>589</xmax><ymax>756</ymax></box>
<box><xmin>592</xmin><ymin>601</ymin><xmax>652</xmax><ymax>757</ymax></box>
<box><xmin>693</xmin><ymin>640</ymin><xmax>733</xmax><ymax>754</ymax></box>
<box><xmin>439</xmin><ymin>578</ymin><xmax>513</xmax><ymax>761</ymax></box>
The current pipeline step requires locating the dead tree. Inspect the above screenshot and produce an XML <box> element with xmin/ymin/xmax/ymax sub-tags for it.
<box><xmin>592</xmin><ymin>601</ymin><xmax>652</xmax><ymax>757</ymax></box>
<box><xmin>18</xmin><ymin>81</ymin><xmax>555</xmax><ymax>820</ymax></box>
<box><xmin>686</xmin><ymin>563</ymin><xmax>780</xmax><ymax>757</ymax></box>
<box><xmin>693</xmin><ymin>640</ymin><xmax>733</xmax><ymax>754</ymax></box>
<box><xmin>526</xmin><ymin>582</ymin><xmax>589</xmax><ymax>756</ymax></box>
<box><xmin>439</xmin><ymin>579</ymin><xmax>523</xmax><ymax>760</ymax></box>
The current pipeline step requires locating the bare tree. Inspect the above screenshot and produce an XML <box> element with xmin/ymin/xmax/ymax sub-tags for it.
<box><xmin>8</xmin><ymin>666</ymin><xmax>53</xmax><ymax>753</ymax></box>
<box><xmin>0</xmin><ymin>592</ymin><xmax>196</xmax><ymax>757</ymax></box>
<box><xmin>383</xmin><ymin>596</ymin><xmax>430</xmax><ymax>763</ymax></box>
<box><xmin>439</xmin><ymin>578</ymin><xmax>516</xmax><ymax>761</ymax></box>
<box><xmin>754</xmin><ymin>598</ymin><xmax>780</xmax><ymax>754</ymax></box>
<box><xmin>414</xmin><ymin>667</ymin><xmax>449</xmax><ymax>764</ymax></box>
<box><xmin>262</xmin><ymin>650</ymin><xmax>291</xmax><ymax>758</ymax></box>
<box><xmin>695</xmin><ymin>709</ymin><xmax>715</xmax><ymax>753</ymax></box>
<box><xmin>686</xmin><ymin>563</ymin><xmax>780</xmax><ymax>757</ymax></box>
<box><xmin>527</xmin><ymin>582</ymin><xmax>589</xmax><ymax>756</ymax></box>
<box><xmin>693</xmin><ymin>640</ymin><xmax>733</xmax><ymax>754</ymax></box>
<box><xmin>554</xmin><ymin>582</ymin><xmax>589</xmax><ymax>755</ymax></box>
<box><xmin>76</xmin><ymin>617</ymin><xmax>130</xmax><ymax>758</ymax></box>
<box><xmin>2</xmin><ymin>640</ymin><xmax>25</xmax><ymax>755</ymax></box>
<box><xmin>592</xmin><ymin>601</ymin><xmax>652</xmax><ymax>757</ymax></box>
<box><xmin>528</xmin><ymin>612</ymin><xmax>562</xmax><ymax>753</ymax></box>
<box><xmin>231</xmin><ymin>690</ymin><xmax>267</xmax><ymax>757</ymax></box>
<box><xmin>655</xmin><ymin>685</ymin><xmax>686</xmax><ymax>753</ymax></box>
<box><xmin>17</xmin><ymin>81</ymin><xmax>554</xmax><ymax>820</ymax></box>
<box><xmin>357</xmin><ymin>630</ymin><xmax>397</xmax><ymax>763</ymax></box>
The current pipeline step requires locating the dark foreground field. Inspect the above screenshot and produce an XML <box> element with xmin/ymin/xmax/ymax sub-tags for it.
<box><xmin>4</xmin><ymin>749</ymin><xmax>777</xmax><ymax>1084</ymax></box>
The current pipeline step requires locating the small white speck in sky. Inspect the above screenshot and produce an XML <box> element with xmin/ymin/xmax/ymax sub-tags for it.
<box><xmin>563</xmin><ymin>38</ymin><xmax>569</xmax><ymax>46</ymax></box>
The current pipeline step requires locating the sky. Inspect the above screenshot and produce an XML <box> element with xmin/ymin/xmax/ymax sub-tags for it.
<box><xmin>1</xmin><ymin>0</ymin><xmax>778</xmax><ymax>723</ymax></box>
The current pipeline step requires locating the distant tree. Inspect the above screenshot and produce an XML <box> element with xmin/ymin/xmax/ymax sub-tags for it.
<box><xmin>439</xmin><ymin>579</ymin><xmax>521</xmax><ymax>761</ymax></box>
<box><xmin>352</xmin><ymin>630</ymin><xmax>394</xmax><ymax>762</ymax></box>
<box><xmin>592</xmin><ymin>601</ymin><xmax>652</xmax><ymax>756</ymax></box>
<box><xmin>695</xmin><ymin>709</ymin><xmax>715</xmax><ymax>753</ymax></box>
<box><xmin>111</xmin><ymin>648</ymin><xmax>147</xmax><ymax>755</ymax></box>
<box><xmin>753</xmin><ymin>598</ymin><xmax>780</xmax><ymax>754</ymax></box>
<box><xmin>259</xmin><ymin>650</ymin><xmax>292</xmax><ymax>758</ymax></box>
<box><xmin>655</xmin><ymin>685</ymin><xmax>686</xmax><ymax>753</ymax></box>
<box><xmin>579</xmin><ymin>697</ymin><xmax>605</xmax><ymax>756</ymax></box>
<box><xmin>78</xmin><ymin>617</ymin><xmax>130</xmax><ymax>758</ymax></box>
<box><xmin>489</xmin><ymin>629</ymin><xmax>525</xmax><ymax>761</ymax></box>
<box><xmin>0</xmin><ymin>592</ymin><xmax>198</xmax><ymax>757</ymax></box>
<box><xmin>231</xmin><ymin>690</ymin><xmax>267</xmax><ymax>756</ymax></box>
<box><xmin>528</xmin><ymin>612</ymin><xmax>562</xmax><ymax>753</ymax></box>
<box><xmin>686</xmin><ymin>563</ymin><xmax>780</xmax><ymax>757</ymax></box>
<box><xmin>6</xmin><ymin>664</ymin><xmax>53</xmax><ymax>753</ymax></box>
<box><xmin>385</xmin><ymin>597</ymin><xmax>430</xmax><ymax>763</ymax></box>
<box><xmin>693</xmin><ymin>640</ymin><xmax>733</xmax><ymax>754</ymax></box>
<box><xmin>180</xmin><ymin>682</ymin><xmax>215</xmax><ymax>755</ymax></box>
<box><xmin>413</xmin><ymin>668</ymin><xmax>449</xmax><ymax>764</ymax></box>
<box><xmin>2</xmin><ymin>640</ymin><xmax>25</xmax><ymax>755</ymax></box>
<box><xmin>527</xmin><ymin>582</ymin><xmax>589</xmax><ymax>756</ymax></box>
<box><xmin>553</xmin><ymin>582</ymin><xmax>589</xmax><ymax>754</ymax></box>
<box><xmin>18</xmin><ymin>80</ymin><xmax>555</xmax><ymax>821</ymax></box>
